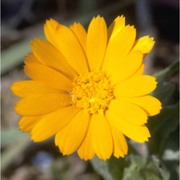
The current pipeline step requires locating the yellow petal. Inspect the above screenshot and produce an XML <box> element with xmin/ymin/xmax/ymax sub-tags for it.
<box><xmin>114</xmin><ymin>75</ymin><xmax>157</xmax><ymax>97</ymax></box>
<box><xmin>19</xmin><ymin>116</ymin><xmax>42</xmax><ymax>132</ymax></box>
<box><xmin>109</xmin><ymin>51</ymin><xmax>143</xmax><ymax>85</ymax></box>
<box><xmin>121</xmin><ymin>96</ymin><xmax>162</xmax><ymax>116</ymax></box>
<box><xmin>31</xmin><ymin>106</ymin><xmax>79</xmax><ymax>142</ymax></box>
<box><xmin>70</xmin><ymin>22</ymin><xmax>87</xmax><ymax>53</ymax></box>
<box><xmin>44</xmin><ymin>18</ymin><xmax>58</xmax><ymax>47</ymax></box>
<box><xmin>31</xmin><ymin>38</ymin><xmax>77</xmax><ymax>78</ymax></box>
<box><xmin>11</xmin><ymin>80</ymin><xmax>62</xmax><ymax>98</ymax></box>
<box><xmin>108</xmin><ymin>100</ymin><xmax>147</xmax><ymax>125</ymax></box>
<box><xmin>44</xmin><ymin>19</ymin><xmax>88</xmax><ymax>74</ymax></box>
<box><xmin>15</xmin><ymin>93</ymin><xmax>72</xmax><ymax>116</ymax></box>
<box><xmin>55</xmin><ymin>110</ymin><xmax>89</xmax><ymax>155</ymax></box>
<box><xmin>24</xmin><ymin>62</ymin><xmax>72</xmax><ymax>91</ymax></box>
<box><xmin>109</xmin><ymin>125</ymin><xmax>128</xmax><ymax>158</ymax></box>
<box><xmin>24</xmin><ymin>54</ymin><xmax>40</xmax><ymax>65</ymax></box>
<box><xmin>123</xmin><ymin>124</ymin><xmax>150</xmax><ymax>143</ymax></box>
<box><xmin>108</xmin><ymin>16</ymin><xmax>125</xmax><ymax>41</ymax></box>
<box><xmin>77</xmin><ymin>125</ymin><xmax>95</xmax><ymax>160</ymax></box>
<box><xmin>87</xmin><ymin>16</ymin><xmax>107</xmax><ymax>71</ymax></box>
<box><xmin>133</xmin><ymin>36</ymin><xmax>155</xmax><ymax>54</ymax></box>
<box><xmin>133</xmin><ymin>64</ymin><xmax>144</xmax><ymax>76</ymax></box>
<box><xmin>106</xmin><ymin>109</ymin><xmax>150</xmax><ymax>143</ymax></box>
<box><xmin>102</xmin><ymin>25</ymin><xmax>136</xmax><ymax>76</ymax></box>
<box><xmin>90</xmin><ymin>113</ymin><xmax>113</xmax><ymax>160</ymax></box>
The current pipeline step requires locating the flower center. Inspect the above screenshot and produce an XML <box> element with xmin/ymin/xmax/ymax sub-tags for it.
<box><xmin>72</xmin><ymin>71</ymin><xmax>114</xmax><ymax>114</ymax></box>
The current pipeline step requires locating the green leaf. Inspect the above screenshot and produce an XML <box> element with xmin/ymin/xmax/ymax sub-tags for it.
<box><xmin>1</xmin><ymin>127</ymin><xmax>29</xmax><ymax>147</ymax></box>
<box><xmin>108</xmin><ymin>157</ymin><xmax>130</xmax><ymax>180</ymax></box>
<box><xmin>147</xmin><ymin>104</ymin><xmax>179</xmax><ymax>157</ymax></box>
<box><xmin>152</xmin><ymin>82</ymin><xmax>177</xmax><ymax>106</ymax></box>
<box><xmin>151</xmin><ymin>156</ymin><xmax>170</xmax><ymax>180</ymax></box>
<box><xmin>123</xmin><ymin>155</ymin><xmax>170</xmax><ymax>180</ymax></box>
<box><xmin>154</xmin><ymin>61</ymin><xmax>179</xmax><ymax>83</ymax></box>
<box><xmin>90</xmin><ymin>154</ymin><xmax>171</xmax><ymax>180</ymax></box>
<box><xmin>152</xmin><ymin>61</ymin><xmax>179</xmax><ymax>106</ymax></box>
<box><xmin>91</xmin><ymin>157</ymin><xmax>113</xmax><ymax>180</ymax></box>
<box><xmin>1</xmin><ymin>137</ymin><xmax>30</xmax><ymax>172</ymax></box>
<box><xmin>123</xmin><ymin>155</ymin><xmax>146</xmax><ymax>180</ymax></box>
<box><xmin>90</xmin><ymin>143</ymin><xmax>144</xmax><ymax>180</ymax></box>
<box><xmin>1</xmin><ymin>128</ymin><xmax>30</xmax><ymax>172</ymax></box>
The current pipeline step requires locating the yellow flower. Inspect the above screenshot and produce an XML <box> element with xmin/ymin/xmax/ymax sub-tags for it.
<box><xmin>11</xmin><ymin>16</ymin><xmax>162</xmax><ymax>160</ymax></box>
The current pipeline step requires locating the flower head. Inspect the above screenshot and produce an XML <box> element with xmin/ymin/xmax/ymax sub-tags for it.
<box><xmin>11</xmin><ymin>16</ymin><xmax>162</xmax><ymax>160</ymax></box>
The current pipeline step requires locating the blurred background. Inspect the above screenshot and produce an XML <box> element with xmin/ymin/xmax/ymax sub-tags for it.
<box><xmin>1</xmin><ymin>0</ymin><xmax>179</xmax><ymax>179</ymax></box>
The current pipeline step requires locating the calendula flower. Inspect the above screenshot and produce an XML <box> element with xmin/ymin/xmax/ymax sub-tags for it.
<box><xmin>11</xmin><ymin>16</ymin><xmax>162</xmax><ymax>160</ymax></box>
